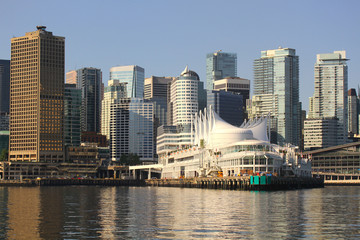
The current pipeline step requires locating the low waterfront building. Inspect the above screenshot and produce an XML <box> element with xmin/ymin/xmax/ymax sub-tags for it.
<box><xmin>159</xmin><ymin>107</ymin><xmax>311</xmax><ymax>179</ymax></box>
<box><xmin>156</xmin><ymin>124</ymin><xmax>192</xmax><ymax>159</ymax></box>
<box><xmin>304</xmin><ymin>142</ymin><xmax>360</xmax><ymax>183</ymax></box>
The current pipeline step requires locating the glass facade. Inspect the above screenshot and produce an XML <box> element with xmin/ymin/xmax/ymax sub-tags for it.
<box><xmin>0</xmin><ymin>60</ymin><xmax>10</xmax><ymax>114</ymax></box>
<box><xmin>64</xmin><ymin>84</ymin><xmax>81</xmax><ymax>147</ymax></box>
<box><xmin>206</xmin><ymin>51</ymin><xmax>237</xmax><ymax>90</ymax></box>
<box><xmin>110</xmin><ymin>65</ymin><xmax>144</xmax><ymax>98</ymax></box>
<box><xmin>207</xmin><ymin>90</ymin><xmax>244</xmax><ymax>127</ymax></box>
<box><xmin>76</xmin><ymin>68</ymin><xmax>102</xmax><ymax>133</ymax></box>
<box><xmin>0</xmin><ymin>131</ymin><xmax>9</xmax><ymax>154</ymax></box>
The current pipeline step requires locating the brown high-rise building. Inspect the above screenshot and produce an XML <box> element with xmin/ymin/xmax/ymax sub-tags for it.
<box><xmin>9</xmin><ymin>26</ymin><xmax>65</xmax><ymax>162</ymax></box>
<box><xmin>65</xmin><ymin>70</ymin><xmax>77</xmax><ymax>84</ymax></box>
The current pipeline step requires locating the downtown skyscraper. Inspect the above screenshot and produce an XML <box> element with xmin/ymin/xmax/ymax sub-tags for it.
<box><xmin>206</xmin><ymin>51</ymin><xmax>237</xmax><ymax>90</ymax></box>
<box><xmin>76</xmin><ymin>68</ymin><xmax>102</xmax><ymax>133</ymax></box>
<box><xmin>248</xmin><ymin>47</ymin><xmax>301</xmax><ymax>146</ymax></box>
<box><xmin>9</xmin><ymin>26</ymin><xmax>64</xmax><ymax>162</ymax></box>
<box><xmin>304</xmin><ymin>51</ymin><xmax>348</xmax><ymax>150</ymax></box>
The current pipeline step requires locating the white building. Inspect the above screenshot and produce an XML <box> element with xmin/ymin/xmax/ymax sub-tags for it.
<box><xmin>101</xmin><ymin>80</ymin><xmax>127</xmax><ymax>139</ymax></box>
<box><xmin>168</xmin><ymin>66</ymin><xmax>200</xmax><ymax>126</ymax></box>
<box><xmin>158</xmin><ymin>107</ymin><xmax>311</xmax><ymax>179</ymax></box>
<box><xmin>110</xmin><ymin>98</ymin><xmax>154</xmax><ymax>162</ymax></box>
<box><xmin>304</xmin><ymin>118</ymin><xmax>338</xmax><ymax>150</ymax></box>
<box><xmin>305</xmin><ymin>51</ymin><xmax>348</xmax><ymax>149</ymax></box>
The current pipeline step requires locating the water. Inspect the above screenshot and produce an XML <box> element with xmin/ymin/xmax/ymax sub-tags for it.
<box><xmin>0</xmin><ymin>186</ymin><xmax>359</xmax><ymax>239</ymax></box>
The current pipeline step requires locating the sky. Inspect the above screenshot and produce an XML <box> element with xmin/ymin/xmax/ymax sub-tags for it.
<box><xmin>1</xmin><ymin>0</ymin><xmax>360</xmax><ymax>111</ymax></box>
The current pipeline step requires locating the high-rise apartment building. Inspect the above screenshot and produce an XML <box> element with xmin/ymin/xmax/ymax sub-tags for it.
<box><xmin>101</xmin><ymin>79</ymin><xmax>127</xmax><ymax>139</ymax></box>
<box><xmin>0</xmin><ymin>60</ymin><xmax>10</xmax><ymax>114</ymax></box>
<box><xmin>109</xmin><ymin>98</ymin><xmax>154</xmax><ymax>162</ymax></box>
<box><xmin>9</xmin><ymin>26</ymin><xmax>64</xmax><ymax>162</ymax></box>
<box><xmin>249</xmin><ymin>47</ymin><xmax>301</xmax><ymax>146</ymax></box>
<box><xmin>64</xmin><ymin>84</ymin><xmax>81</xmax><ymax>147</ymax></box>
<box><xmin>76</xmin><ymin>68</ymin><xmax>102</xmax><ymax>133</ymax></box>
<box><xmin>348</xmin><ymin>88</ymin><xmax>358</xmax><ymax>135</ymax></box>
<box><xmin>110</xmin><ymin>65</ymin><xmax>144</xmax><ymax>98</ymax></box>
<box><xmin>168</xmin><ymin>66</ymin><xmax>200</xmax><ymax>126</ymax></box>
<box><xmin>206</xmin><ymin>51</ymin><xmax>237</xmax><ymax>90</ymax></box>
<box><xmin>312</xmin><ymin>51</ymin><xmax>348</xmax><ymax>123</ymax></box>
<box><xmin>305</xmin><ymin>51</ymin><xmax>348</xmax><ymax>149</ymax></box>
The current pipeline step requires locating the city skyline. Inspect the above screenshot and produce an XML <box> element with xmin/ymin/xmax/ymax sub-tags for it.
<box><xmin>1</xmin><ymin>1</ymin><xmax>360</xmax><ymax>111</ymax></box>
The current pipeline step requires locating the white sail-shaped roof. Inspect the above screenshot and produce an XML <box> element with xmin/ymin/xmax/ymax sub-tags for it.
<box><xmin>193</xmin><ymin>107</ymin><xmax>269</xmax><ymax>148</ymax></box>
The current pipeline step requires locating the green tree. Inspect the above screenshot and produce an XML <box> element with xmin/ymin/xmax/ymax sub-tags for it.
<box><xmin>0</xmin><ymin>149</ymin><xmax>8</xmax><ymax>161</ymax></box>
<box><xmin>119</xmin><ymin>153</ymin><xmax>141</xmax><ymax>166</ymax></box>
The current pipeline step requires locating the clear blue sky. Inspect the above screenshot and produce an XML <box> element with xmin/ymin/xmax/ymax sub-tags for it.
<box><xmin>1</xmin><ymin>0</ymin><xmax>360</xmax><ymax>111</ymax></box>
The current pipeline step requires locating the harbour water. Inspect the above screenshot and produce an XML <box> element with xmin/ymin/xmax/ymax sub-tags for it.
<box><xmin>0</xmin><ymin>186</ymin><xmax>359</xmax><ymax>239</ymax></box>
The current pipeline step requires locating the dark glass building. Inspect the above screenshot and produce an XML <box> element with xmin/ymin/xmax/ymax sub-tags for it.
<box><xmin>0</xmin><ymin>60</ymin><xmax>10</xmax><ymax>114</ymax></box>
<box><xmin>76</xmin><ymin>68</ymin><xmax>102</xmax><ymax>133</ymax></box>
<box><xmin>64</xmin><ymin>84</ymin><xmax>81</xmax><ymax>146</ymax></box>
<box><xmin>207</xmin><ymin>90</ymin><xmax>244</xmax><ymax>127</ymax></box>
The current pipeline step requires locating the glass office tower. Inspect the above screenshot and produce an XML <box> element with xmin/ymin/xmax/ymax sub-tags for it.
<box><xmin>64</xmin><ymin>84</ymin><xmax>81</xmax><ymax>147</ymax></box>
<box><xmin>206</xmin><ymin>51</ymin><xmax>237</xmax><ymax>90</ymax></box>
<box><xmin>251</xmin><ymin>47</ymin><xmax>300</xmax><ymax>146</ymax></box>
<box><xmin>110</xmin><ymin>65</ymin><xmax>144</xmax><ymax>98</ymax></box>
<box><xmin>76</xmin><ymin>67</ymin><xmax>102</xmax><ymax>133</ymax></box>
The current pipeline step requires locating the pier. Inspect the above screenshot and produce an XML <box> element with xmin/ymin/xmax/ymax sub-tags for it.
<box><xmin>0</xmin><ymin>176</ymin><xmax>324</xmax><ymax>190</ymax></box>
<box><xmin>0</xmin><ymin>178</ymin><xmax>146</xmax><ymax>187</ymax></box>
<box><xmin>145</xmin><ymin>176</ymin><xmax>324</xmax><ymax>190</ymax></box>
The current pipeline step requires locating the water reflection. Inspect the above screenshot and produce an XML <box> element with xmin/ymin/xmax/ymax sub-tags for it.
<box><xmin>7</xmin><ymin>187</ymin><xmax>41</xmax><ymax>239</ymax></box>
<box><xmin>0</xmin><ymin>186</ymin><xmax>358</xmax><ymax>239</ymax></box>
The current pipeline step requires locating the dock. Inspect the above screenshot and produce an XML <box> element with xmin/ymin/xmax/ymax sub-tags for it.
<box><xmin>0</xmin><ymin>176</ymin><xmax>324</xmax><ymax>190</ymax></box>
<box><xmin>145</xmin><ymin>176</ymin><xmax>324</xmax><ymax>190</ymax></box>
<box><xmin>0</xmin><ymin>178</ymin><xmax>145</xmax><ymax>187</ymax></box>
